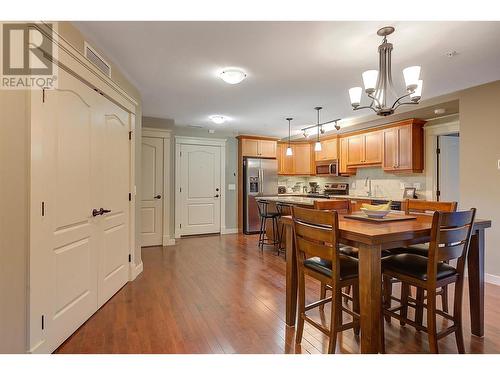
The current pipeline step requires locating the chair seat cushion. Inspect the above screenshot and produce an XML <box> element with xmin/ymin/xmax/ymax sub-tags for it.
<box><xmin>340</xmin><ymin>246</ymin><xmax>392</xmax><ymax>258</ymax></box>
<box><xmin>303</xmin><ymin>255</ymin><xmax>358</xmax><ymax>280</ymax></box>
<box><xmin>388</xmin><ymin>243</ymin><xmax>429</xmax><ymax>257</ymax></box>
<box><xmin>382</xmin><ymin>253</ymin><xmax>457</xmax><ymax>281</ymax></box>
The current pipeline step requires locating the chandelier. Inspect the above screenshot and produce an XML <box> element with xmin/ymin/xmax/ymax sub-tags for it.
<box><xmin>348</xmin><ymin>26</ymin><xmax>423</xmax><ymax>116</ymax></box>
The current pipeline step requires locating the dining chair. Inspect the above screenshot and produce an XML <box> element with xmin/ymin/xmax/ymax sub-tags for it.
<box><xmin>313</xmin><ymin>199</ymin><xmax>359</xmax><ymax>305</ymax></box>
<box><xmin>292</xmin><ymin>206</ymin><xmax>360</xmax><ymax>353</ymax></box>
<box><xmin>384</xmin><ymin>199</ymin><xmax>458</xmax><ymax>323</ymax></box>
<box><xmin>382</xmin><ymin>208</ymin><xmax>476</xmax><ymax>353</ymax></box>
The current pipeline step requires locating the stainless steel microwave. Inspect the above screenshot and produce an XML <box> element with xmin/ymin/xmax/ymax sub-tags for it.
<box><xmin>315</xmin><ymin>160</ymin><xmax>339</xmax><ymax>176</ymax></box>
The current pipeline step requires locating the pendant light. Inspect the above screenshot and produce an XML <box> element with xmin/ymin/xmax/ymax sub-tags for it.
<box><xmin>285</xmin><ymin>117</ymin><xmax>293</xmax><ymax>156</ymax></box>
<box><xmin>314</xmin><ymin>107</ymin><xmax>322</xmax><ymax>152</ymax></box>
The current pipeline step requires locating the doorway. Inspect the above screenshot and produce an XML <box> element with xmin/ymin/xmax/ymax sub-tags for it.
<box><xmin>175</xmin><ymin>137</ymin><xmax>226</xmax><ymax>237</ymax></box>
<box><xmin>437</xmin><ymin>133</ymin><xmax>460</xmax><ymax>203</ymax></box>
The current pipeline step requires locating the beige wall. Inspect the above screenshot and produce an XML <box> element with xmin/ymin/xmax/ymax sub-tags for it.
<box><xmin>142</xmin><ymin>117</ymin><xmax>239</xmax><ymax>238</ymax></box>
<box><xmin>0</xmin><ymin>90</ymin><xmax>29</xmax><ymax>353</ymax></box>
<box><xmin>459</xmin><ymin>80</ymin><xmax>500</xmax><ymax>277</ymax></box>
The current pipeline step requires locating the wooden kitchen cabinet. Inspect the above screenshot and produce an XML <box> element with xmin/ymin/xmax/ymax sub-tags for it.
<box><xmin>382</xmin><ymin>120</ymin><xmax>425</xmax><ymax>173</ymax></box>
<box><xmin>345</xmin><ymin>131</ymin><xmax>382</xmax><ymax>167</ymax></box>
<box><xmin>277</xmin><ymin>142</ymin><xmax>312</xmax><ymax>175</ymax></box>
<box><xmin>294</xmin><ymin>143</ymin><xmax>312</xmax><ymax>175</ymax></box>
<box><xmin>240</xmin><ymin>137</ymin><xmax>277</xmax><ymax>158</ymax></box>
<box><xmin>339</xmin><ymin>137</ymin><xmax>356</xmax><ymax>175</ymax></box>
<box><xmin>314</xmin><ymin>137</ymin><xmax>338</xmax><ymax>161</ymax></box>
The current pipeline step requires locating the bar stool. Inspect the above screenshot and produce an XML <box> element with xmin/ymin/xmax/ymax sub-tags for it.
<box><xmin>256</xmin><ymin>200</ymin><xmax>281</xmax><ymax>254</ymax></box>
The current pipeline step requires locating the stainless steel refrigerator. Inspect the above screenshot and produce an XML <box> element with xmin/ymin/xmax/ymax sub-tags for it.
<box><xmin>243</xmin><ymin>158</ymin><xmax>278</xmax><ymax>234</ymax></box>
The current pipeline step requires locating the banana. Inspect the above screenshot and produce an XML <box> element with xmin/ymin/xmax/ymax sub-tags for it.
<box><xmin>361</xmin><ymin>201</ymin><xmax>392</xmax><ymax>211</ymax></box>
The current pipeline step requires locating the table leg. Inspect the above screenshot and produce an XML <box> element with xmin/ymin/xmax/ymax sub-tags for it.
<box><xmin>358</xmin><ymin>243</ymin><xmax>383</xmax><ymax>353</ymax></box>
<box><xmin>285</xmin><ymin>224</ymin><xmax>297</xmax><ymax>326</ymax></box>
<box><xmin>468</xmin><ymin>229</ymin><xmax>485</xmax><ymax>337</ymax></box>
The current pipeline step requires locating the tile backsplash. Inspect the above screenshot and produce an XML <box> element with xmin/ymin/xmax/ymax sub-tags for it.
<box><xmin>278</xmin><ymin>167</ymin><xmax>430</xmax><ymax>200</ymax></box>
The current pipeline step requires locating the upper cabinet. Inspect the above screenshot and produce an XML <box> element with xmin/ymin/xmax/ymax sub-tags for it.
<box><xmin>339</xmin><ymin>137</ymin><xmax>356</xmax><ymax>175</ymax></box>
<box><xmin>277</xmin><ymin>142</ymin><xmax>313</xmax><ymax>175</ymax></box>
<box><xmin>344</xmin><ymin>131</ymin><xmax>382</xmax><ymax>167</ymax></box>
<box><xmin>382</xmin><ymin>119</ymin><xmax>425</xmax><ymax>173</ymax></box>
<box><xmin>239</xmin><ymin>137</ymin><xmax>277</xmax><ymax>158</ymax></box>
<box><xmin>314</xmin><ymin>137</ymin><xmax>338</xmax><ymax>161</ymax></box>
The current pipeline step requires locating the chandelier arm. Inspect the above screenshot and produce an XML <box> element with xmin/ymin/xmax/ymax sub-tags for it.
<box><xmin>367</xmin><ymin>93</ymin><xmax>382</xmax><ymax>109</ymax></box>
<box><xmin>391</xmin><ymin>92</ymin><xmax>413</xmax><ymax>109</ymax></box>
<box><xmin>392</xmin><ymin>101</ymin><xmax>420</xmax><ymax>111</ymax></box>
<box><xmin>354</xmin><ymin>105</ymin><xmax>378</xmax><ymax>113</ymax></box>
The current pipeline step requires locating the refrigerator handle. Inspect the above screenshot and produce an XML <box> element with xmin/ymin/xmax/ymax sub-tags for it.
<box><xmin>258</xmin><ymin>169</ymin><xmax>262</xmax><ymax>195</ymax></box>
<box><xmin>261</xmin><ymin>169</ymin><xmax>264</xmax><ymax>195</ymax></box>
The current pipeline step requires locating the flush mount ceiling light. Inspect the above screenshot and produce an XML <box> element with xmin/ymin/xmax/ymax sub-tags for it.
<box><xmin>219</xmin><ymin>67</ymin><xmax>247</xmax><ymax>85</ymax></box>
<box><xmin>348</xmin><ymin>26</ymin><xmax>423</xmax><ymax>117</ymax></box>
<box><xmin>209</xmin><ymin>115</ymin><xmax>227</xmax><ymax>124</ymax></box>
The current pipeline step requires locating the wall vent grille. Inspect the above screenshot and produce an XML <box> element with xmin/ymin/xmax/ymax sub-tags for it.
<box><xmin>84</xmin><ymin>42</ymin><xmax>111</xmax><ymax>78</ymax></box>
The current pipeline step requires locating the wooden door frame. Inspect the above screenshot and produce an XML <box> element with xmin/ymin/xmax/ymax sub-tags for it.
<box><xmin>174</xmin><ymin>136</ymin><xmax>227</xmax><ymax>238</ymax></box>
<box><xmin>142</xmin><ymin>128</ymin><xmax>173</xmax><ymax>247</ymax></box>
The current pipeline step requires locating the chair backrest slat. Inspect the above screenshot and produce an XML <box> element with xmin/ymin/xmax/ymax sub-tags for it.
<box><xmin>313</xmin><ymin>199</ymin><xmax>351</xmax><ymax>213</ymax></box>
<box><xmin>294</xmin><ymin>221</ymin><xmax>333</xmax><ymax>244</ymax></box>
<box><xmin>405</xmin><ymin>199</ymin><xmax>457</xmax><ymax>214</ymax></box>
<box><xmin>427</xmin><ymin>208</ymin><xmax>476</xmax><ymax>280</ymax></box>
<box><xmin>296</xmin><ymin>236</ymin><xmax>334</xmax><ymax>260</ymax></box>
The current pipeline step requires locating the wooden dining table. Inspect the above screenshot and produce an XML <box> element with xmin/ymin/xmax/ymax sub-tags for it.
<box><xmin>280</xmin><ymin>213</ymin><xmax>491</xmax><ymax>353</ymax></box>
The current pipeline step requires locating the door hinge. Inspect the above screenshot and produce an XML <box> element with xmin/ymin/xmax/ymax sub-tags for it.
<box><xmin>41</xmin><ymin>315</ymin><xmax>45</xmax><ymax>330</ymax></box>
<box><xmin>180</xmin><ymin>187</ymin><xmax>182</xmax><ymax>193</ymax></box>
<box><xmin>180</xmin><ymin>223</ymin><xmax>182</xmax><ymax>228</ymax></box>
<box><xmin>436</xmin><ymin>148</ymin><xmax>441</xmax><ymax>154</ymax></box>
<box><xmin>128</xmin><ymin>192</ymin><xmax>132</xmax><ymax>201</ymax></box>
<box><xmin>128</xmin><ymin>131</ymin><xmax>132</xmax><ymax>140</ymax></box>
<box><xmin>41</xmin><ymin>201</ymin><xmax>45</xmax><ymax>216</ymax></box>
<box><xmin>180</xmin><ymin>151</ymin><xmax>182</xmax><ymax>157</ymax></box>
<box><xmin>128</xmin><ymin>254</ymin><xmax>132</xmax><ymax>263</ymax></box>
<box><xmin>436</xmin><ymin>190</ymin><xmax>441</xmax><ymax>197</ymax></box>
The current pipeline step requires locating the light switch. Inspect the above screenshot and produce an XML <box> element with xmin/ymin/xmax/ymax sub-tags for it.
<box><xmin>228</xmin><ymin>184</ymin><xmax>236</xmax><ymax>191</ymax></box>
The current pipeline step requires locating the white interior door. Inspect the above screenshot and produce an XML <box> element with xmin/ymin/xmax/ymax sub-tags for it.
<box><xmin>41</xmin><ymin>70</ymin><xmax>99</xmax><ymax>352</ymax></box>
<box><xmin>438</xmin><ymin>134</ymin><xmax>460</xmax><ymax>203</ymax></box>
<box><xmin>179</xmin><ymin>144</ymin><xmax>221</xmax><ymax>235</ymax></box>
<box><xmin>30</xmin><ymin>69</ymin><xmax>131</xmax><ymax>353</ymax></box>
<box><xmin>141</xmin><ymin>137</ymin><xmax>163</xmax><ymax>246</ymax></box>
<box><xmin>95</xmin><ymin>97</ymin><xmax>130</xmax><ymax>308</ymax></box>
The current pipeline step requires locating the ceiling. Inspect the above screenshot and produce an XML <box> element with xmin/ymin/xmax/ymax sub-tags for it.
<box><xmin>74</xmin><ymin>21</ymin><xmax>500</xmax><ymax>137</ymax></box>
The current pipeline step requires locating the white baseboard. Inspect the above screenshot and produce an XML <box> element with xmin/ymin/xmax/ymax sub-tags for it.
<box><xmin>162</xmin><ymin>235</ymin><xmax>176</xmax><ymax>246</ymax></box>
<box><xmin>485</xmin><ymin>273</ymin><xmax>500</xmax><ymax>286</ymax></box>
<box><xmin>129</xmin><ymin>261</ymin><xmax>143</xmax><ymax>281</ymax></box>
<box><xmin>221</xmin><ymin>227</ymin><xmax>238</xmax><ymax>234</ymax></box>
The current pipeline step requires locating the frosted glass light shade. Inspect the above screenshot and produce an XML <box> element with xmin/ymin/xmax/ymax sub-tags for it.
<box><xmin>219</xmin><ymin>68</ymin><xmax>247</xmax><ymax>84</ymax></box>
<box><xmin>362</xmin><ymin>70</ymin><xmax>378</xmax><ymax>92</ymax></box>
<box><xmin>209</xmin><ymin>115</ymin><xmax>227</xmax><ymax>124</ymax></box>
<box><xmin>349</xmin><ymin>87</ymin><xmax>362</xmax><ymax>107</ymax></box>
<box><xmin>410</xmin><ymin>80</ymin><xmax>423</xmax><ymax>101</ymax></box>
<box><xmin>403</xmin><ymin>66</ymin><xmax>421</xmax><ymax>91</ymax></box>
<box><xmin>314</xmin><ymin>141</ymin><xmax>322</xmax><ymax>152</ymax></box>
<box><xmin>286</xmin><ymin>146</ymin><xmax>293</xmax><ymax>156</ymax></box>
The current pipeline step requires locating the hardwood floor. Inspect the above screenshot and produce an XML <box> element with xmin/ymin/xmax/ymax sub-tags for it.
<box><xmin>55</xmin><ymin>233</ymin><xmax>500</xmax><ymax>354</ymax></box>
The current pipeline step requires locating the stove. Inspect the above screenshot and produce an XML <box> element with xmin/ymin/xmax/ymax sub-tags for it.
<box><xmin>323</xmin><ymin>183</ymin><xmax>349</xmax><ymax>197</ymax></box>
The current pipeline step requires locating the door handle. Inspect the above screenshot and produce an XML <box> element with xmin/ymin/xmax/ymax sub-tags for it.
<box><xmin>101</xmin><ymin>208</ymin><xmax>111</xmax><ymax>214</ymax></box>
<box><xmin>154</xmin><ymin>194</ymin><xmax>162</xmax><ymax>199</ymax></box>
<box><xmin>92</xmin><ymin>208</ymin><xmax>111</xmax><ymax>217</ymax></box>
<box><xmin>214</xmin><ymin>194</ymin><xmax>219</xmax><ymax>198</ymax></box>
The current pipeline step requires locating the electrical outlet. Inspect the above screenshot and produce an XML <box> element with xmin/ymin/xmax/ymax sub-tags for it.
<box><xmin>413</xmin><ymin>182</ymin><xmax>421</xmax><ymax>190</ymax></box>
<box><xmin>400</xmin><ymin>182</ymin><xmax>405</xmax><ymax>190</ymax></box>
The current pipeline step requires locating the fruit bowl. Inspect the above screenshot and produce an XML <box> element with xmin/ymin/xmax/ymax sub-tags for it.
<box><xmin>360</xmin><ymin>208</ymin><xmax>390</xmax><ymax>218</ymax></box>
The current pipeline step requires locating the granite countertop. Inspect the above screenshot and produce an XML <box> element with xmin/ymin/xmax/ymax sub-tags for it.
<box><xmin>257</xmin><ymin>195</ymin><xmax>331</xmax><ymax>206</ymax></box>
<box><xmin>277</xmin><ymin>193</ymin><xmax>404</xmax><ymax>202</ymax></box>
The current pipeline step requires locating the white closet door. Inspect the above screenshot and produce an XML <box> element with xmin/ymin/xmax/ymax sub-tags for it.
<box><xmin>141</xmin><ymin>137</ymin><xmax>163</xmax><ymax>246</ymax></box>
<box><xmin>179</xmin><ymin>144</ymin><xmax>221</xmax><ymax>235</ymax></box>
<box><xmin>95</xmin><ymin>96</ymin><xmax>130</xmax><ymax>308</ymax></box>
<box><xmin>42</xmin><ymin>70</ymin><xmax>99</xmax><ymax>352</ymax></box>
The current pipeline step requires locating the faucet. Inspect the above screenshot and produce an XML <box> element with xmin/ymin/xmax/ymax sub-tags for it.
<box><xmin>365</xmin><ymin>177</ymin><xmax>372</xmax><ymax>197</ymax></box>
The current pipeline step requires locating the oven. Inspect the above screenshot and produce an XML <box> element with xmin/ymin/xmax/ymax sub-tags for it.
<box><xmin>315</xmin><ymin>160</ymin><xmax>339</xmax><ymax>176</ymax></box>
